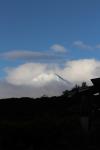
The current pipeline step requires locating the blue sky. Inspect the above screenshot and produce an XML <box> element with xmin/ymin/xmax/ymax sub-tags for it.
<box><xmin>0</xmin><ymin>0</ymin><xmax>100</xmax><ymax>51</ymax></box>
<box><xmin>1</xmin><ymin>0</ymin><xmax>100</xmax><ymax>97</ymax></box>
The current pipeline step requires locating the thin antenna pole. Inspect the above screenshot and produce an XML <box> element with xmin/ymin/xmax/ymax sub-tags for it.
<box><xmin>55</xmin><ymin>73</ymin><xmax>71</xmax><ymax>84</ymax></box>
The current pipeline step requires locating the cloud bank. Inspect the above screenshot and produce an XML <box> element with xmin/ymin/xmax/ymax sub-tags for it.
<box><xmin>0</xmin><ymin>58</ymin><xmax>99</xmax><ymax>98</ymax></box>
<box><xmin>6</xmin><ymin>59</ymin><xmax>100</xmax><ymax>86</ymax></box>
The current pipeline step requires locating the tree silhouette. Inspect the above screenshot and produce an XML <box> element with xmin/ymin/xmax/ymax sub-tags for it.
<box><xmin>62</xmin><ymin>90</ymin><xmax>69</xmax><ymax>96</ymax></box>
<box><xmin>81</xmin><ymin>82</ymin><xmax>88</xmax><ymax>88</ymax></box>
<box><xmin>72</xmin><ymin>84</ymin><xmax>80</xmax><ymax>91</ymax></box>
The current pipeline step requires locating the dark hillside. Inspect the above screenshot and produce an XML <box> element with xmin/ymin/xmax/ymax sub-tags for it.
<box><xmin>0</xmin><ymin>95</ymin><xmax>82</xmax><ymax>150</ymax></box>
<box><xmin>0</xmin><ymin>86</ymin><xmax>99</xmax><ymax>149</ymax></box>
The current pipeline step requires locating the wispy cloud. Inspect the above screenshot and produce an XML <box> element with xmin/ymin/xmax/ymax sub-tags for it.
<box><xmin>1</xmin><ymin>50</ymin><xmax>53</xmax><ymax>60</ymax></box>
<box><xmin>73</xmin><ymin>41</ymin><xmax>93</xmax><ymax>50</ymax></box>
<box><xmin>95</xmin><ymin>44</ymin><xmax>100</xmax><ymax>49</ymax></box>
<box><xmin>50</xmin><ymin>44</ymin><xmax>67</xmax><ymax>53</ymax></box>
<box><xmin>0</xmin><ymin>44</ymin><xmax>67</xmax><ymax>61</ymax></box>
<box><xmin>0</xmin><ymin>50</ymin><xmax>66</xmax><ymax>62</ymax></box>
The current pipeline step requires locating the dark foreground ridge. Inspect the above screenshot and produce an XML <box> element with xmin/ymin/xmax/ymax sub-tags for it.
<box><xmin>0</xmin><ymin>78</ymin><xmax>100</xmax><ymax>149</ymax></box>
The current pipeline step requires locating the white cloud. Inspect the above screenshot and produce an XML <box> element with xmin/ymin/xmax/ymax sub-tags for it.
<box><xmin>0</xmin><ymin>58</ymin><xmax>100</xmax><ymax>98</ymax></box>
<box><xmin>4</xmin><ymin>63</ymin><xmax>72</xmax><ymax>98</ymax></box>
<box><xmin>50</xmin><ymin>44</ymin><xmax>67</xmax><ymax>53</ymax></box>
<box><xmin>60</xmin><ymin>59</ymin><xmax>100</xmax><ymax>85</ymax></box>
<box><xmin>6</xmin><ymin>63</ymin><xmax>47</xmax><ymax>86</ymax></box>
<box><xmin>73</xmin><ymin>41</ymin><xmax>92</xmax><ymax>50</ymax></box>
